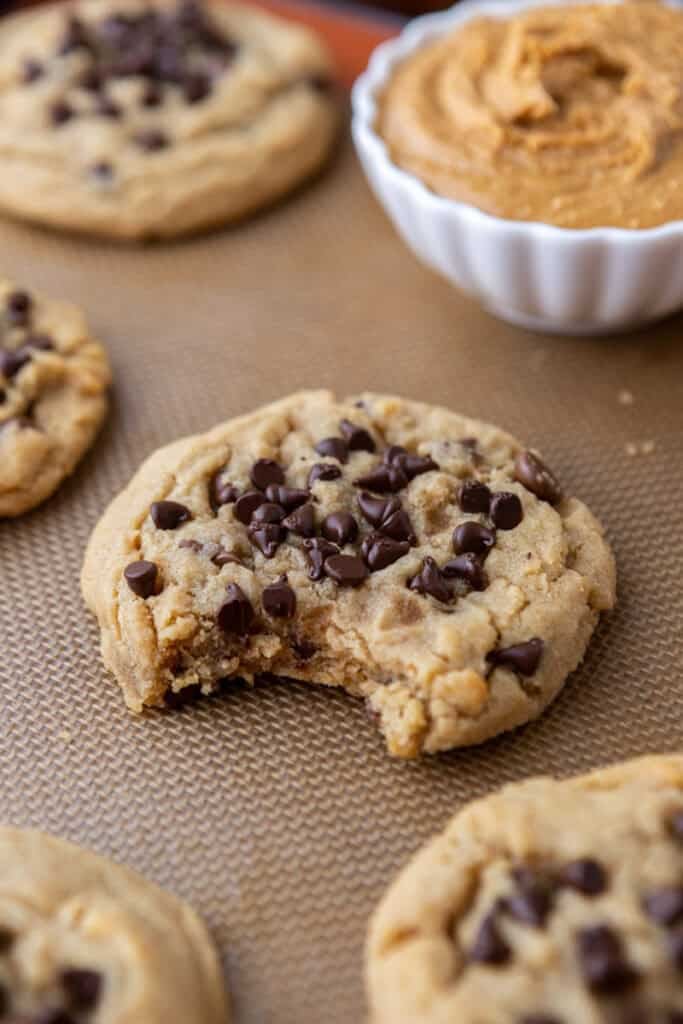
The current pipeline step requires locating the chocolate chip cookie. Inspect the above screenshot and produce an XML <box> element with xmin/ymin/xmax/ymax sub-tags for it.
<box><xmin>81</xmin><ymin>390</ymin><xmax>615</xmax><ymax>757</ymax></box>
<box><xmin>367</xmin><ymin>755</ymin><xmax>683</xmax><ymax>1023</ymax></box>
<box><xmin>0</xmin><ymin>827</ymin><xmax>229</xmax><ymax>1022</ymax></box>
<box><xmin>0</xmin><ymin>279</ymin><xmax>110</xmax><ymax>517</ymax></box>
<box><xmin>0</xmin><ymin>0</ymin><xmax>337</xmax><ymax>239</ymax></box>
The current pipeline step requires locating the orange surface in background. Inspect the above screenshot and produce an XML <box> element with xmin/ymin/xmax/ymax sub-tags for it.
<box><xmin>251</xmin><ymin>0</ymin><xmax>401</xmax><ymax>85</ymax></box>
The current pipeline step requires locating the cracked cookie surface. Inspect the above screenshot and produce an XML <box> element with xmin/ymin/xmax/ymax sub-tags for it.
<box><xmin>0</xmin><ymin>827</ymin><xmax>229</xmax><ymax>1023</ymax></box>
<box><xmin>82</xmin><ymin>390</ymin><xmax>615</xmax><ymax>757</ymax></box>
<box><xmin>367</xmin><ymin>755</ymin><xmax>683</xmax><ymax>1023</ymax></box>
<box><xmin>0</xmin><ymin>0</ymin><xmax>337</xmax><ymax>239</ymax></box>
<box><xmin>0</xmin><ymin>279</ymin><xmax>110</xmax><ymax>517</ymax></box>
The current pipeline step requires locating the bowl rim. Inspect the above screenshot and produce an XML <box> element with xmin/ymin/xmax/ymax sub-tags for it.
<box><xmin>351</xmin><ymin>0</ymin><xmax>683</xmax><ymax>244</ymax></box>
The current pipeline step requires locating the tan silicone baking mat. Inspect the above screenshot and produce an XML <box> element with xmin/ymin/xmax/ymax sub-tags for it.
<box><xmin>1</xmin><ymin>114</ymin><xmax>683</xmax><ymax>1019</ymax></box>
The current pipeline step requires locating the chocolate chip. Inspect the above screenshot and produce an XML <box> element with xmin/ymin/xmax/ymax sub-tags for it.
<box><xmin>251</xmin><ymin>502</ymin><xmax>286</xmax><ymax>525</ymax></box>
<box><xmin>58</xmin><ymin>15</ymin><xmax>89</xmax><ymax>54</ymax></box>
<box><xmin>183</xmin><ymin>71</ymin><xmax>211</xmax><ymax>103</ymax></box>
<box><xmin>0</xmin><ymin>928</ymin><xmax>14</xmax><ymax>952</ymax></box>
<box><xmin>670</xmin><ymin>810</ymin><xmax>683</xmax><ymax>840</ymax></box>
<box><xmin>576</xmin><ymin>925</ymin><xmax>638</xmax><ymax>993</ymax></box>
<box><xmin>292</xmin><ymin>638</ymin><xmax>316</xmax><ymax>660</ymax></box>
<box><xmin>150</xmin><ymin>500</ymin><xmax>191</xmax><ymax>530</ymax></box>
<box><xmin>323</xmin><ymin>553</ymin><xmax>368</xmax><ymax>587</ymax></box>
<box><xmin>559</xmin><ymin>859</ymin><xmax>607</xmax><ymax>897</ymax></box>
<box><xmin>6</xmin><ymin>290</ymin><xmax>32</xmax><ymax>326</ymax></box>
<box><xmin>34</xmin><ymin>1011</ymin><xmax>76</xmax><ymax>1024</ymax></box>
<box><xmin>22</xmin><ymin>58</ymin><xmax>44</xmax><ymax>83</ymax></box>
<box><xmin>212</xmin><ymin>549</ymin><xmax>241</xmax><ymax>568</ymax></box>
<box><xmin>519</xmin><ymin>1017</ymin><xmax>563</xmax><ymax>1024</ymax></box>
<box><xmin>339</xmin><ymin>418</ymin><xmax>375</xmax><ymax>453</ymax></box>
<box><xmin>264</xmin><ymin>485</ymin><xmax>309</xmax><ymax>511</ymax></box>
<box><xmin>0</xmin><ymin>348</ymin><xmax>31</xmax><ymax>379</ymax></box>
<box><xmin>0</xmin><ymin>391</ymin><xmax>5</xmax><ymax>405</ymax></box>
<box><xmin>164</xmin><ymin>683</ymin><xmax>202</xmax><ymax>709</ymax></box>
<box><xmin>234</xmin><ymin>491</ymin><xmax>265</xmax><ymax>524</ymax></box>
<box><xmin>91</xmin><ymin>160</ymin><xmax>114</xmax><ymax>181</ymax></box>
<box><xmin>50</xmin><ymin>99</ymin><xmax>75</xmax><ymax>126</ymax></box>
<box><xmin>490</xmin><ymin>492</ymin><xmax>523</xmax><ymax>530</ymax></box>
<box><xmin>459</xmin><ymin>479</ymin><xmax>492</xmax><ymax>514</ymax></box>
<box><xmin>505</xmin><ymin>868</ymin><xmax>553</xmax><ymax>928</ymax></box>
<box><xmin>453</xmin><ymin>521</ymin><xmax>496</xmax><ymax>557</ymax></box>
<box><xmin>355</xmin><ymin>463</ymin><xmax>407</xmax><ymax>494</ymax></box>
<box><xmin>468</xmin><ymin>913</ymin><xmax>511</xmax><ymax>965</ymax></box>
<box><xmin>315</xmin><ymin>437</ymin><xmax>348</xmax><ymax>463</ymax></box>
<box><xmin>78</xmin><ymin>66</ymin><xmax>102</xmax><ymax>91</ymax></box>
<box><xmin>667</xmin><ymin>925</ymin><xmax>683</xmax><ymax>970</ymax></box>
<box><xmin>308</xmin><ymin>73</ymin><xmax>334</xmax><ymax>93</ymax></box>
<box><xmin>217</xmin><ymin>583</ymin><xmax>253</xmax><ymax>633</ymax></box>
<box><xmin>23</xmin><ymin>334</ymin><xmax>54</xmax><ymax>352</ymax></box>
<box><xmin>248</xmin><ymin>523</ymin><xmax>285</xmax><ymax>558</ymax></box>
<box><xmin>515</xmin><ymin>451</ymin><xmax>563</xmax><ymax>505</ymax></box>
<box><xmin>322</xmin><ymin>512</ymin><xmax>358</xmax><ymax>545</ymax></box>
<box><xmin>383</xmin><ymin>446</ymin><xmax>438</xmax><ymax>480</ymax></box>
<box><xmin>361</xmin><ymin>534</ymin><xmax>410</xmax><ymax>572</ymax></box>
<box><xmin>643</xmin><ymin>887</ymin><xmax>683</xmax><ymax>927</ymax></box>
<box><xmin>408</xmin><ymin>557</ymin><xmax>451</xmax><ymax>603</ymax></box>
<box><xmin>304</xmin><ymin>537</ymin><xmax>338</xmax><ymax>580</ymax></box>
<box><xmin>442</xmin><ymin>553</ymin><xmax>488</xmax><ymax>591</ymax></box>
<box><xmin>123</xmin><ymin>560</ymin><xmax>158</xmax><ymax>598</ymax></box>
<box><xmin>357</xmin><ymin>492</ymin><xmax>396</xmax><ymax>528</ymax></box>
<box><xmin>487</xmin><ymin>638</ymin><xmax>543</xmax><ymax>676</ymax></box>
<box><xmin>380</xmin><ymin>507</ymin><xmax>416</xmax><ymax>544</ymax></box>
<box><xmin>282</xmin><ymin>502</ymin><xmax>315</xmax><ymax>538</ymax></box>
<box><xmin>141</xmin><ymin>80</ymin><xmax>163</xmax><ymax>107</ymax></box>
<box><xmin>210</xmin><ymin>473</ymin><xmax>238</xmax><ymax>509</ymax></box>
<box><xmin>308</xmin><ymin>462</ymin><xmax>341</xmax><ymax>487</ymax></box>
<box><xmin>250</xmin><ymin>458</ymin><xmax>285</xmax><ymax>489</ymax></box>
<box><xmin>60</xmin><ymin>968</ymin><xmax>102</xmax><ymax>1011</ymax></box>
<box><xmin>262</xmin><ymin>575</ymin><xmax>296</xmax><ymax>619</ymax></box>
<box><xmin>179</xmin><ymin>539</ymin><xmax>202</xmax><ymax>552</ymax></box>
<box><xmin>134</xmin><ymin>129</ymin><xmax>169</xmax><ymax>151</ymax></box>
<box><xmin>97</xmin><ymin>95</ymin><xmax>122</xmax><ymax>118</ymax></box>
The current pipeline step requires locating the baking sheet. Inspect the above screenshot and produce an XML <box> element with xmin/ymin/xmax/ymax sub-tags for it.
<box><xmin>1</xmin><ymin>73</ymin><xmax>683</xmax><ymax>1022</ymax></box>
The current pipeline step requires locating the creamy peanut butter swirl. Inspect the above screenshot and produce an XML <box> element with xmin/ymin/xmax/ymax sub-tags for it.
<box><xmin>378</xmin><ymin>2</ymin><xmax>683</xmax><ymax>229</ymax></box>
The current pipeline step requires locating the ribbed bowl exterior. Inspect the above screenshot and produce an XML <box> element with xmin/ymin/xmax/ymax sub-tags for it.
<box><xmin>351</xmin><ymin>0</ymin><xmax>683</xmax><ymax>335</ymax></box>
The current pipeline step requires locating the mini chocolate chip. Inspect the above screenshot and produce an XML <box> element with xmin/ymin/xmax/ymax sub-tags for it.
<box><xmin>50</xmin><ymin>99</ymin><xmax>75</xmax><ymax>126</ymax></box>
<box><xmin>6</xmin><ymin>290</ymin><xmax>31</xmax><ymax>325</ymax></box>
<box><xmin>217</xmin><ymin>583</ymin><xmax>253</xmax><ymax>633</ymax></box>
<box><xmin>210</xmin><ymin>473</ymin><xmax>238</xmax><ymax>509</ymax></box>
<box><xmin>323</xmin><ymin>553</ymin><xmax>368</xmax><ymax>587</ymax></box>
<box><xmin>135</xmin><ymin>129</ymin><xmax>169</xmax><ymax>151</ymax></box>
<box><xmin>357</xmin><ymin>492</ymin><xmax>397</xmax><ymax>528</ymax></box>
<box><xmin>250</xmin><ymin>458</ymin><xmax>285</xmax><ymax>489</ymax></box>
<box><xmin>442</xmin><ymin>553</ymin><xmax>488</xmax><ymax>591</ymax></box>
<box><xmin>644</xmin><ymin>887</ymin><xmax>683</xmax><ymax>927</ymax></box>
<box><xmin>61</xmin><ymin>968</ymin><xmax>102</xmax><ymax>1011</ymax></box>
<box><xmin>487</xmin><ymin>638</ymin><xmax>543</xmax><ymax>676</ymax></box>
<box><xmin>0</xmin><ymin>348</ymin><xmax>31</xmax><ymax>378</ymax></box>
<box><xmin>576</xmin><ymin>925</ymin><xmax>638</xmax><ymax>993</ymax></box>
<box><xmin>150</xmin><ymin>500</ymin><xmax>191</xmax><ymax>530</ymax></box>
<box><xmin>78</xmin><ymin>66</ymin><xmax>101</xmax><ymax>91</ymax></box>
<box><xmin>304</xmin><ymin>537</ymin><xmax>338</xmax><ymax>580</ymax></box>
<box><xmin>408</xmin><ymin>557</ymin><xmax>451</xmax><ymax>603</ymax></box>
<box><xmin>0</xmin><ymin>390</ymin><xmax>5</xmax><ymax>405</ymax></box>
<box><xmin>251</xmin><ymin>502</ymin><xmax>286</xmax><ymax>525</ymax></box>
<box><xmin>234</xmin><ymin>491</ymin><xmax>265</xmax><ymax>524</ymax></box>
<box><xmin>505</xmin><ymin>868</ymin><xmax>553</xmax><ymax>928</ymax></box>
<box><xmin>490</xmin><ymin>492</ymin><xmax>523</xmax><ymax>530</ymax></box>
<box><xmin>361</xmin><ymin>534</ymin><xmax>410</xmax><ymax>572</ymax></box>
<box><xmin>123</xmin><ymin>560</ymin><xmax>158</xmax><ymax>598</ymax></box>
<box><xmin>97</xmin><ymin>95</ymin><xmax>122</xmax><ymax>118</ymax></box>
<box><xmin>459</xmin><ymin>479</ymin><xmax>492</xmax><ymax>514</ymax></box>
<box><xmin>355</xmin><ymin>463</ymin><xmax>407</xmax><ymax>494</ymax></box>
<box><xmin>308</xmin><ymin>462</ymin><xmax>341</xmax><ymax>487</ymax></box>
<box><xmin>559</xmin><ymin>859</ymin><xmax>607</xmax><ymax>896</ymax></box>
<box><xmin>315</xmin><ymin>437</ymin><xmax>348</xmax><ymax>464</ymax></box>
<box><xmin>58</xmin><ymin>15</ymin><xmax>89</xmax><ymax>54</ymax></box>
<box><xmin>262</xmin><ymin>575</ymin><xmax>296</xmax><ymax>619</ymax></box>
<box><xmin>515</xmin><ymin>450</ymin><xmax>563</xmax><ymax>505</ymax></box>
<box><xmin>339</xmin><ymin>418</ymin><xmax>375</xmax><ymax>453</ymax></box>
<box><xmin>453</xmin><ymin>521</ymin><xmax>496</xmax><ymax>557</ymax></box>
<box><xmin>183</xmin><ymin>71</ymin><xmax>211</xmax><ymax>103</ymax></box>
<box><xmin>282</xmin><ymin>502</ymin><xmax>315</xmax><ymax>538</ymax></box>
<box><xmin>308</xmin><ymin>73</ymin><xmax>334</xmax><ymax>93</ymax></box>
<box><xmin>0</xmin><ymin>928</ymin><xmax>14</xmax><ymax>952</ymax></box>
<box><xmin>23</xmin><ymin>334</ymin><xmax>54</xmax><ymax>352</ymax></box>
<box><xmin>91</xmin><ymin>160</ymin><xmax>114</xmax><ymax>181</ymax></box>
<box><xmin>264</xmin><ymin>485</ymin><xmax>309</xmax><ymax>510</ymax></box>
<box><xmin>468</xmin><ymin>913</ymin><xmax>511</xmax><ymax>965</ymax></box>
<box><xmin>22</xmin><ymin>58</ymin><xmax>44</xmax><ymax>83</ymax></box>
<box><xmin>667</xmin><ymin>925</ymin><xmax>683</xmax><ymax>970</ymax></box>
<box><xmin>322</xmin><ymin>512</ymin><xmax>358</xmax><ymax>545</ymax></box>
<box><xmin>380</xmin><ymin>507</ymin><xmax>416</xmax><ymax>544</ymax></box>
<box><xmin>141</xmin><ymin>80</ymin><xmax>163</xmax><ymax>107</ymax></box>
<box><xmin>248</xmin><ymin>523</ymin><xmax>285</xmax><ymax>558</ymax></box>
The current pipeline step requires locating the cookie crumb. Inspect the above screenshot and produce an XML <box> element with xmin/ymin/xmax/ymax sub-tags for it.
<box><xmin>618</xmin><ymin>389</ymin><xmax>634</xmax><ymax>406</ymax></box>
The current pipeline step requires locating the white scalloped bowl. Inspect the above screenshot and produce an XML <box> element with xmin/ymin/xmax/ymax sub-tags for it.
<box><xmin>351</xmin><ymin>0</ymin><xmax>683</xmax><ymax>335</ymax></box>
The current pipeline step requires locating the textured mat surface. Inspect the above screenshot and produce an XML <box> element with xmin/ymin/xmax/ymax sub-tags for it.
<box><xmin>1</xmin><ymin>131</ymin><xmax>682</xmax><ymax>1022</ymax></box>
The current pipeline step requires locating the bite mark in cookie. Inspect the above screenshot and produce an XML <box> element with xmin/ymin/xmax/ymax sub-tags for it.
<box><xmin>82</xmin><ymin>391</ymin><xmax>615</xmax><ymax>758</ymax></box>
